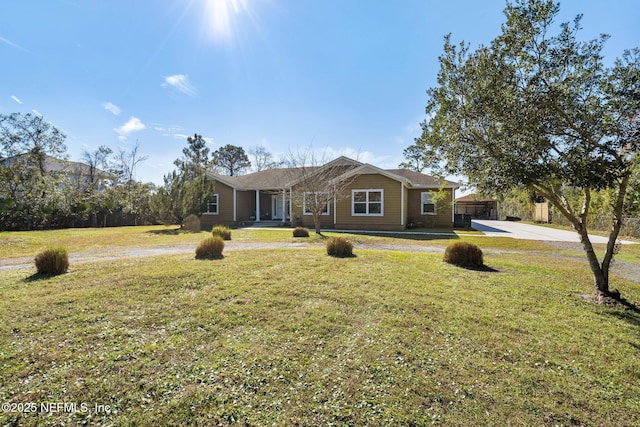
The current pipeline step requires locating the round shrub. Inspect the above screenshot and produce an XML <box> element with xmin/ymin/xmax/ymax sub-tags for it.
<box><xmin>292</xmin><ymin>227</ymin><xmax>310</xmax><ymax>238</ymax></box>
<box><xmin>211</xmin><ymin>225</ymin><xmax>232</xmax><ymax>241</ymax></box>
<box><xmin>443</xmin><ymin>241</ymin><xmax>484</xmax><ymax>267</ymax></box>
<box><xmin>182</xmin><ymin>214</ymin><xmax>201</xmax><ymax>232</ymax></box>
<box><xmin>196</xmin><ymin>236</ymin><xmax>225</xmax><ymax>259</ymax></box>
<box><xmin>326</xmin><ymin>236</ymin><xmax>354</xmax><ymax>258</ymax></box>
<box><xmin>35</xmin><ymin>246</ymin><xmax>69</xmax><ymax>276</ymax></box>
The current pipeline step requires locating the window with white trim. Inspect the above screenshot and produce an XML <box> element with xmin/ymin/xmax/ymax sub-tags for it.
<box><xmin>421</xmin><ymin>192</ymin><xmax>436</xmax><ymax>215</ymax></box>
<box><xmin>352</xmin><ymin>189</ymin><xmax>384</xmax><ymax>216</ymax></box>
<box><xmin>303</xmin><ymin>192</ymin><xmax>330</xmax><ymax>215</ymax></box>
<box><xmin>206</xmin><ymin>193</ymin><xmax>219</xmax><ymax>214</ymax></box>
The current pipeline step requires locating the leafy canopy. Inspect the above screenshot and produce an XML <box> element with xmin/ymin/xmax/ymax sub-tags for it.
<box><xmin>417</xmin><ymin>0</ymin><xmax>639</xmax><ymax>297</ymax></box>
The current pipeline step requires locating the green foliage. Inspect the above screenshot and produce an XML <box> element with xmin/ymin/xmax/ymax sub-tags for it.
<box><xmin>34</xmin><ymin>246</ymin><xmax>69</xmax><ymax>275</ymax></box>
<box><xmin>414</xmin><ymin>0</ymin><xmax>639</xmax><ymax>295</ymax></box>
<box><xmin>326</xmin><ymin>236</ymin><xmax>354</xmax><ymax>258</ymax></box>
<box><xmin>152</xmin><ymin>134</ymin><xmax>217</xmax><ymax>224</ymax></box>
<box><xmin>443</xmin><ymin>242</ymin><xmax>484</xmax><ymax>267</ymax></box>
<box><xmin>212</xmin><ymin>144</ymin><xmax>251</xmax><ymax>176</ymax></box>
<box><xmin>212</xmin><ymin>225</ymin><xmax>232</xmax><ymax>240</ymax></box>
<box><xmin>293</xmin><ymin>227</ymin><xmax>310</xmax><ymax>238</ymax></box>
<box><xmin>195</xmin><ymin>236</ymin><xmax>224</xmax><ymax>259</ymax></box>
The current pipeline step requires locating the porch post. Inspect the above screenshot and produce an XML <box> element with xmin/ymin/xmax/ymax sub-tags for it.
<box><xmin>452</xmin><ymin>188</ymin><xmax>456</xmax><ymax>225</ymax></box>
<box><xmin>255</xmin><ymin>190</ymin><xmax>260</xmax><ymax>222</ymax></box>
<box><xmin>289</xmin><ymin>187</ymin><xmax>293</xmax><ymax>222</ymax></box>
<box><xmin>233</xmin><ymin>188</ymin><xmax>237</xmax><ymax>222</ymax></box>
<box><xmin>282</xmin><ymin>189</ymin><xmax>286</xmax><ymax>223</ymax></box>
<box><xmin>400</xmin><ymin>182</ymin><xmax>405</xmax><ymax>227</ymax></box>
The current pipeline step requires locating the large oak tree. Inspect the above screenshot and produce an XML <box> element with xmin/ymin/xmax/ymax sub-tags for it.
<box><xmin>418</xmin><ymin>0</ymin><xmax>639</xmax><ymax>299</ymax></box>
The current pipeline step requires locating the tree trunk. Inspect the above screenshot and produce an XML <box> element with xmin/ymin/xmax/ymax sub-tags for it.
<box><xmin>533</xmin><ymin>184</ymin><xmax>619</xmax><ymax>299</ymax></box>
<box><xmin>312</xmin><ymin>213</ymin><xmax>322</xmax><ymax>235</ymax></box>
<box><xmin>573</xmin><ymin>222</ymin><xmax>610</xmax><ymax>296</ymax></box>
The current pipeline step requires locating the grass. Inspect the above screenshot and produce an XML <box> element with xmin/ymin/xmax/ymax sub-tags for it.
<box><xmin>1</xmin><ymin>240</ymin><xmax>640</xmax><ymax>425</ymax></box>
<box><xmin>0</xmin><ymin>225</ymin><xmax>550</xmax><ymax>261</ymax></box>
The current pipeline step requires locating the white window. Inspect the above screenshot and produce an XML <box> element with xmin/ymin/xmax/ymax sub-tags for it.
<box><xmin>206</xmin><ymin>194</ymin><xmax>219</xmax><ymax>214</ymax></box>
<box><xmin>352</xmin><ymin>189</ymin><xmax>384</xmax><ymax>216</ymax></box>
<box><xmin>421</xmin><ymin>192</ymin><xmax>436</xmax><ymax>215</ymax></box>
<box><xmin>303</xmin><ymin>192</ymin><xmax>330</xmax><ymax>215</ymax></box>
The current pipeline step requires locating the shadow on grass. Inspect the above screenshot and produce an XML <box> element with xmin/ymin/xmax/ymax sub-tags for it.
<box><xmin>195</xmin><ymin>255</ymin><xmax>225</xmax><ymax>260</ymax></box>
<box><xmin>146</xmin><ymin>228</ymin><xmax>205</xmax><ymax>235</ymax></box>
<box><xmin>340</xmin><ymin>230</ymin><xmax>461</xmax><ymax>243</ymax></box>
<box><xmin>23</xmin><ymin>272</ymin><xmax>64</xmax><ymax>282</ymax></box>
<box><xmin>146</xmin><ymin>228</ymin><xmax>181</xmax><ymax>235</ymax></box>
<box><xmin>593</xmin><ymin>294</ymin><xmax>640</xmax><ymax>329</ymax></box>
<box><xmin>450</xmin><ymin>263</ymin><xmax>500</xmax><ymax>273</ymax></box>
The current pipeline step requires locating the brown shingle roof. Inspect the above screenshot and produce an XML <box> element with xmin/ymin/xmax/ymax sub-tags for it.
<box><xmin>208</xmin><ymin>167</ymin><xmax>316</xmax><ymax>190</ymax></box>
<box><xmin>207</xmin><ymin>160</ymin><xmax>459</xmax><ymax>190</ymax></box>
<box><xmin>386</xmin><ymin>169</ymin><xmax>458</xmax><ymax>188</ymax></box>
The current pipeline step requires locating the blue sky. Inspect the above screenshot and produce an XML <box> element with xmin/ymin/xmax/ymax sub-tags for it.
<box><xmin>1</xmin><ymin>0</ymin><xmax>638</xmax><ymax>186</ymax></box>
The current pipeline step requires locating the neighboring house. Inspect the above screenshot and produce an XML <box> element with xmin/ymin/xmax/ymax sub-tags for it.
<box><xmin>455</xmin><ymin>194</ymin><xmax>498</xmax><ymax>220</ymax></box>
<box><xmin>1</xmin><ymin>154</ymin><xmax>115</xmax><ymax>192</ymax></box>
<box><xmin>203</xmin><ymin>156</ymin><xmax>459</xmax><ymax>231</ymax></box>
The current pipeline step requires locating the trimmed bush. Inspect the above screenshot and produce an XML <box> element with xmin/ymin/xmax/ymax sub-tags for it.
<box><xmin>195</xmin><ymin>236</ymin><xmax>225</xmax><ymax>259</ymax></box>
<box><xmin>182</xmin><ymin>214</ymin><xmax>201</xmax><ymax>232</ymax></box>
<box><xmin>212</xmin><ymin>225</ymin><xmax>232</xmax><ymax>241</ymax></box>
<box><xmin>34</xmin><ymin>246</ymin><xmax>69</xmax><ymax>276</ymax></box>
<box><xmin>443</xmin><ymin>241</ymin><xmax>484</xmax><ymax>267</ymax></box>
<box><xmin>327</xmin><ymin>237</ymin><xmax>354</xmax><ymax>258</ymax></box>
<box><xmin>293</xmin><ymin>227</ymin><xmax>310</xmax><ymax>238</ymax></box>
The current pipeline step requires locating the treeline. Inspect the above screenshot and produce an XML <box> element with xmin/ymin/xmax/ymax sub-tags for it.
<box><xmin>0</xmin><ymin>113</ymin><xmax>155</xmax><ymax>230</ymax></box>
<box><xmin>1</xmin><ymin>112</ymin><xmax>280</xmax><ymax>231</ymax></box>
<box><xmin>498</xmin><ymin>179</ymin><xmax>640</xmax><ymax>238</ymax></box>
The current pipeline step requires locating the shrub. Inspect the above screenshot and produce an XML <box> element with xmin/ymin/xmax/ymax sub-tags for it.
<box><xmin>326</xmin><ymin>236</ymin><xmax>354</xmax><ymax>258</ymax></box>
<box><xmin>292</xmin><ymin>227</ymin><xmax>310</xmax><ymax>238</ymax></box>
<box><xmin>212</xmin><ymin>225</ymin><xmax>232</xmax><ymax>240</ymax></box>
<box><xmin>34</xmin><ymin>246</ymin><xmax>69</xmax><ymax>275</ymax></box>
<box><xmin>443</xmin><ymin>241</ymin><xmax>484</xmax><ymax>267</ymax></box>
<box><xmin>182</xmin><ymin>214</ymin><xmax>201</xmax><ymax>232</ymax></box>
<box><xmin>196</xmin><ymin>236</ymin><xmax>225</xmax><ymax>259</ymax></box>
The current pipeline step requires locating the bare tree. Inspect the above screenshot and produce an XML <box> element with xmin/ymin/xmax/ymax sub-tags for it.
<box><xmin>249</xmin><ymin>146</ymin><xmax>284</xmax><ymax>172</ymax></box>
<box><xmin>81</xmin><ymin>145</ymin><xmax>113</xmax><ymax>191</ymax></box>
<box><xmin>286</xmin><ymin>150</ymin><xmax>360</xmax><ymax>235</ymax></box>
<box><xmin>115</xmin><ymin>141</ymin><xmax>149</xmax><ymax>223</ymax></box>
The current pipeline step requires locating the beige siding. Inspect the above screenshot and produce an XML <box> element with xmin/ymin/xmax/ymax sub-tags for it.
<box><xmin>289</xmin><ymin>186</ymin><xmax>334</xmax><ymax>229</ymax></box>
<box><xmin>200</xmin><ymin>181</ymin><xmax>235</xmax><ymax>227</ymax></box>
<box><xmin>406</xmin><ymin>188</ymin><xmax>454</xmax><ymax>228</ymax></box>
<box><xmin>236</xmin><ymin>191</ymin><xmax>254</xmax><ymax>222</ymax></box>
<box><xmin>335</xmin><ymin>174</ymin><xmax>404</xmax><ymax>231</ymax></box>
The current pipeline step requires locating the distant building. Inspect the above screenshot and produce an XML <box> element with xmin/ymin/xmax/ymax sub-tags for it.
<box><xmin>455</xmin><ymin>194</ymin><xmax>498</xmax><ymax>220</ymax></box>
<box><xmin>1</xmin><ymin>154</ymin><xmax>115</xmax><ymax>192</ymax></box>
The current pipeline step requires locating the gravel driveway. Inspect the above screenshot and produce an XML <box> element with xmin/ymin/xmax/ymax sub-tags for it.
<box><xmin>2</xmin><ymin>232</ymin><xmax>638</xmax><ymax>283</ymax></box>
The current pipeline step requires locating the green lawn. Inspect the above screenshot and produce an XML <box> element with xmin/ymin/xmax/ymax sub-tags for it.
<box><xmin>0</xmin><ymin>225</ymin><xmax>555</xmax><ymax>260</ymax></box>
<box><xmin>1</xmin><ymin>228</ymin><xmax>639</xmax><ymax>425</ymax></box>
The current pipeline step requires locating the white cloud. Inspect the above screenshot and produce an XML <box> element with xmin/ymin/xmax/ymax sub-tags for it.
<box><xmin>32</xmin><ymin>109</ymin><xmax>43</xmax><ymax>116</ymax></box>
<box><xmin>1</xmin><ymin>36</ymin><xmax>29</xmax><ymax>52</ymax></box>
<box><xmin>103</xmin><ymin>102</ymin><xmax>121</xmax><ymax>116</ymax></box>
<box><xmin>162</xmin><ymin>74</ymin><xmax>197</xmax><ymax>96</ymax></box>
<box><xmin>114</xmin><ymin>116</ymin><xmax>146</xmax><ymax>140</ymax></box>
<box><xmin>11</xmin><ymin>95</ymin><xmax>22</xmax><ymax>104</ymax></box>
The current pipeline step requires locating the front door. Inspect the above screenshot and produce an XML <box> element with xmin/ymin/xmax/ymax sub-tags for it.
<box><xmin>271</xmin><ymin>193</ymin><xmax>289</xmax><ymax>221</ymax></box>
